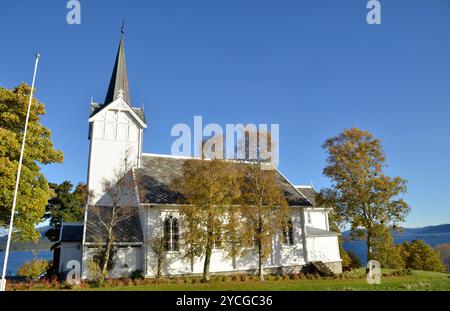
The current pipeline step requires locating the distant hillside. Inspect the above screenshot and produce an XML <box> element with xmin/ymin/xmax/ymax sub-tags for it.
<box><xmin>415</xmin><ymin>224</ymin><xmax>450</xmax><ymax>234</ymax></box>
<box><xmin>0</xmin><ymin>226</ymin><xmax>53</xmax><ymax>252</ymax></box>
<box><xmin>342</xmin><ymin>224</ymin><xmax>450</xmax><ymax>239</ymax></box>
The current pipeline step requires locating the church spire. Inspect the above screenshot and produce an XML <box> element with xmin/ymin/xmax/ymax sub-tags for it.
<box><xmin>104</xmin><ymin>27</ymin><xmax>131</xmax><ymax>106</ymax></box>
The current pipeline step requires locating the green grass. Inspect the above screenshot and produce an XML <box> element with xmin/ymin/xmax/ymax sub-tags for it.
<box><xmin>72</xmin><ymin>269</ymin><xmax>450</xmax><ymax>291</ymax></box>
<box><xmin>13</xmin><ymin>269</ymin><xmax>449</xmax><ymax>291</ymax></box>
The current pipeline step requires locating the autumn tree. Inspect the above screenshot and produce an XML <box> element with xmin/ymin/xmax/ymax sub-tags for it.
<box><xmin>435</xmin><ymin>244</ymin><xmax>450</xmax><ymax>272</ymax></box>
<box><xmin>44</xmin><ymin>181</ymin><xmax>86</xmax><ymax>241</ymax></box>
<box><xmin>239</xmin><ymin>163</ymin><xmax>289</xmax><ymax>281</ymax></box>
<box><xmin>172</xmin><ymin>159</ymin><xmax>241</xmax><ymax>282</ymax></box>
<box><xmin>400</xmin><ymin>240</ymin><xmax>446</xmax><ymax>272</ymax></box>
<box><xmin>91</xmin><ymin>158</ymin><xmax>136</xmax><ymax>277</ymax></box>
<box><xmin>319</xmin><ymin>128</ymin><xmax>410</xmax><ymax>263</ymax></box>
<box><xmin>149</xmin><ymin>237</ymin><xmax>165</xmax><ymax>279</ymax></box>
<box><xmin>0</xmin><ymin>83</ymin><xmax>63</xmax><ymax>241</ymax></box>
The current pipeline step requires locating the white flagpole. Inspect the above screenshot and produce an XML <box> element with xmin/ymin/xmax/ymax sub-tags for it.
<box><xmin>0</xmin><ymin>53</ymin><xmax>40</xmax><ymax>292</ymax></box>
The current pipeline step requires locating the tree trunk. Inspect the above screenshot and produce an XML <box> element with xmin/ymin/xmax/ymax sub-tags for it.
<box><xmin>257</xmin><ymin>214</ymin><xmax>265</xmax><ymax>281</ymax></box>
<box><xmin>258</xmin><ymin>241</ymin><xmax>264</xmax><ymax>281</ymax></box>
<box><xmin>366</xmin><ymin>232</ymin><xmax>372</xmax><ymax>263</ymax></box>
<box><xmin>102</xmin><ymin>229</ymin><xmax>113</xmax><ymax>276</ymax></box>
<box><xmin>157</xmin><ymin>257</ymin><xmax>162</xmax><ymax>279</ymax></box>
<box><xmin>203</xmin><ymin>246</ymin><xmax>212</xmax><ymax>282</ymax></box>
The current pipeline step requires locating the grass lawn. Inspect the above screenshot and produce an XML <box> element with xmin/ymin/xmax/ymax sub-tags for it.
<box><xmin>69</xmin><ymin>269</ymin><xmax>450</xmax><ymax>291</ymax></box>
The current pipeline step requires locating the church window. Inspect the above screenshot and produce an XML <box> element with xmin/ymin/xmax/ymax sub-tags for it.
<box><xmin>164</xmin><ymin>216</ymin><xmax>179</xmax><ymax>251</ymax></box>
<box><xmin>282</xmin><ymin>219</ymin><xmax>294</xmax><ymax>246</ymax></box>
<box><xmin>213</xmin><ymin>232</ymin><xmax>222</xmax><ymax>249</ymax></box>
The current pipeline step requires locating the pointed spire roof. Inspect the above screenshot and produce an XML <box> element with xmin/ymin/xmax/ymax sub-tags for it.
<box><xmin>104</xmin><ymin>34</ymin><xmax>131</xmax><ymax>106</ymax></box>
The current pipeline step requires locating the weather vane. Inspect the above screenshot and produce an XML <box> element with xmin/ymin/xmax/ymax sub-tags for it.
<box><xmin>121</xmin><ymin>19</ymin><xmax>125</xmax><ymax>34</ymax></box>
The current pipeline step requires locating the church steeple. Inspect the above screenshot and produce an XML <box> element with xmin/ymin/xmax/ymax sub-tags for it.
<box><xmin>104</xmin><ymin>31</ymin><xmax>131</xmax><ymax>106</ymax></box>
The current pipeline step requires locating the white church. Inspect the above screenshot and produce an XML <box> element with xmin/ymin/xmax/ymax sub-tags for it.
<box><xmin>54</xmin><ymin>34</ymin><xmax>342</xmax><ymax>279</ymax></box>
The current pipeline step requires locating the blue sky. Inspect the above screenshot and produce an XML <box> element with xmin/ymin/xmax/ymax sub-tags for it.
<box><xmin>0</xmin><ymin>0</ymin><xmax>449</xmax><ymax>227</ymax></box>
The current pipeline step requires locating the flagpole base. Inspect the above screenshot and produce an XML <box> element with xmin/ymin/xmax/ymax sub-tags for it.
<box><xmin>0</xmin><ymin>278</ymin><xmax>6</xmax><ymax>291</ymax></box>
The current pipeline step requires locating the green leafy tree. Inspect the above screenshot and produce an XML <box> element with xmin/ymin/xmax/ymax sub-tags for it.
<box><xmin>173</xmin><ymin>159</ymin><xmax>241</xmax><ymax>282</ymax></box>
<box><xmin>401</xmin><ymin>240</ymin><xmax>446</xmax><ymax>272</ymax></box>
<box><xmin>319</xmin><ymin>128</ymin><xmax>410</xmax><ymax>263</ymax></box>
<box><xmin>44</xmin><ymin>181</ymin><xmax>86</xmax><ymax>241</ymax></box>
<box><xmin>0</xmin><ymin>83</ymin><xmax>63</xmax><ymax>241</ymax></box>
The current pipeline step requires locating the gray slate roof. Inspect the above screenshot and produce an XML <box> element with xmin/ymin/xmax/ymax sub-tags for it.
<box><xmin>85</xmin><ymin>206</ymin><xmax>143</xmax><ymax>244</ymax></box>
<box><xmin>60</xmin><ymin>224</ymin><xmax>83</xmax><ymax>242</ymax></box>
<box><xmin>305</xmin><ymin>226</ymin><xmax>340</xmax><ymax>237</ymax></box>
<box><xmin>296</xmin><ymin>186</ymin><xmax>318</xmax><ymax>206</ymax></box>
<box><xmin>137</xmin><ymin>154</ymin><xmax>312</xmax><ymax>207</ymax></box>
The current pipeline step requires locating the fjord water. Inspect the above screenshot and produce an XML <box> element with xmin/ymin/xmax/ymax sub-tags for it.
<box><xmin>0</xmin><ymin>251</ymin><xmax>52</xmax><ymax>276</ymax></box>
<box><xmin>343</xmin><ymin>233</ymin><xmax>450</xmax><ymax>265</ymax></box>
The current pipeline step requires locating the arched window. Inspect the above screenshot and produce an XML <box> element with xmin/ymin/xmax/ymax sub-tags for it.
<box><xmin>283</xmin><ymin>220</ymin><xmax>294</xmax><ymax>246</ymax></box>
<box><xmin>213</xmin><ymin>231</ymin><xmax>222</xmax><ymax>250</ymax></box>
<box><xmin>164</xmin><ymin>216</ymin><xmax>179</xmax><ymax>251</ymax></box>
<box><xmin>172</xmin><ymin>217</ymin><xmax>179</xmax><ymax>251</ymax></box>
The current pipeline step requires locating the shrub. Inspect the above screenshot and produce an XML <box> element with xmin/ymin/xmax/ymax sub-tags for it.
<box><xmin>60</xmin><ymin>282</ymin><xmax>74</xmax><ymax>290</ymax></box>
<box><xmin>87</xmin><ymin>258</ymin><xmax>104</xmax><ymax>287</ymax></box>
<box><xmin>130</xmin><ymin>269</ymin><xmax>144</xmax><ymax>280</ymax></box>
<box><xmin>289</xmin><ymin>273</ymin><xmax>299</xmax><ymax>280</ymax></box>
<box><xmin>171</xmin><ymin>277</ymin><xmax>182</xmax><ymax>284</ymax></box>
<box><xmin>211</xmin><ymin>276</ymin><xmax>221</xmax><ymax>282</ymax></box>
<box><xmin>17</xmin><ymin>259</ymin><xmax>49</xmax><ymax>281</ymax></box>
<box><xmin>222</xmin><ymin>276</ymin><xmax>231</xmax><ymax>282</ymax></box>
